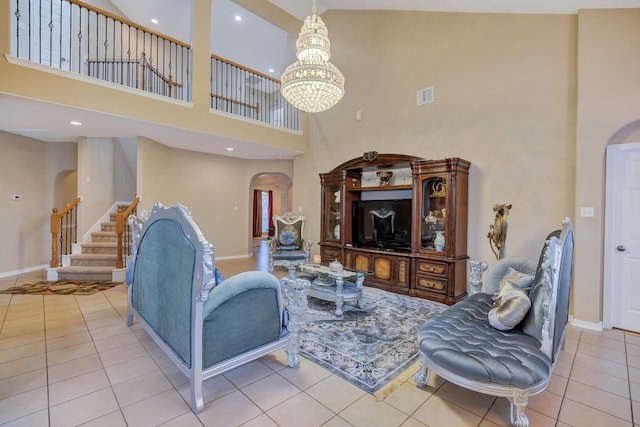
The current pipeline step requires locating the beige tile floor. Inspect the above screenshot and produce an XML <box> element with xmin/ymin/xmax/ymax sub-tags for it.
<box><xmin>0</xmin><ymin>241</ymin><xmax>638</xmax><ymax>426</ymax></box>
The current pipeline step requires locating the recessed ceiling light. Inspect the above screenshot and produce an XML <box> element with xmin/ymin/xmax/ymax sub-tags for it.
<box><xmin>226</xmin><ymin>147</ymin><xmax>234</xmax><ymax>151</ymax></box>
<box><xmin>234</xmin><ymin>15</ymin><xmax>242</xmax><ymax>22</ymax></box>
<box><xmin>268</xmin><ymin>68</ymin><xmax>275</xmax><ymax>73</ymax></box>
<box><xmin>70</xmin><ymin>121</ymin><xmax>82</xmax><ymax>126</ymax></box>
<box><xmin>150</xmin><ymin>18</ymin><xmax>158</xmax><ymax>24</ymax></box>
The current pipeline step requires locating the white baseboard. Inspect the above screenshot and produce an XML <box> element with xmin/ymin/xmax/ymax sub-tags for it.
<box><xmin>112</xmin><ymin>268</ymin><xmax>126</xmax><ymax>282</ymax></box>
<box><xmin>216</xmin><ymin>253</ymin><xmax>252</xmax><ymax>261</ymax></box>
<box><xmin>569</xmin><ymin>316</ymin><xmax>604</xmax><ymax>331</ymax></box>
<box><xmin>0</xmin><ymin>264</ymin><xmax>48</xmax><ymax>279</ymax></box>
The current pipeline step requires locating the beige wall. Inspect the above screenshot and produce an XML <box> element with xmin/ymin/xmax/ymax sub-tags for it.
<box><xmin>575</xmin><ymin>9</ymin><xmax>640</xmax><ymax>324</ymax></box>
<box><xmin>77</xmin><ymin>137</ymin><xmax>136</xmax><ymax>239</ymax></box>
<box><xmin>294</xmin><ymin>11</ymin><xmax>577</xmax><ymax>268</ymax></box>
<box><xmin>0</xmin><ymin>132</ymin><xmax>59</xmax><ymax>273</ymax></box>
<box><xmin>137</xmin><ymin>137</ymin><xmax>293</xmax><ymax>257</ymax></box>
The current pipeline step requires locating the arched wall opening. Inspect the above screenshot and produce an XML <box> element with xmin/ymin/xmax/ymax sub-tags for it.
<box><xmin>53</xmin><ymin>169</ymin><xmax>78</xmax><ymax>209</ymax></box>
<box><xmin>249</xmin><ymin>172</ymin><xmax>293</xmax><ymax>242</ymax></box>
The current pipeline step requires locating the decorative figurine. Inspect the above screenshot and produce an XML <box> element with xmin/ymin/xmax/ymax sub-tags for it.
<box><xmin>468</xmin><ymin>260</ymin><xmax>488</xmax><ymax>295</ymax></box>
<box><xmin>487</xmin><ymin>203</ymin><xmax>512</xmax><ymax>260</ymax></box>
<box><xmin>376</xmin><ymin>170</ymin><xmax>393</xmax><ymax>186</ymax></box>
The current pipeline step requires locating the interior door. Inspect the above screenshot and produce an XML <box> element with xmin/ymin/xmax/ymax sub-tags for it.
<box><xmin>605</xmin><ymin>143</ymin><xmax>640</xmax><ymax>332</ymax></box>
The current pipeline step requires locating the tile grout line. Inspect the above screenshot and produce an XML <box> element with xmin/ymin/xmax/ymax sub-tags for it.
<box><xmin>624</xmin><ymin>332</ymin><xmax>635</xmax><ymax>426</ymax></box>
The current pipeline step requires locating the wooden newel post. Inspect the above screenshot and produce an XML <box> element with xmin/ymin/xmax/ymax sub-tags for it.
<box><xmin>116</xmin><ymin>212</ymin><xmax>124</xmax><ymax>269</ymax></box>
<box><xmin>50</xmin><ymin>208</ymin><xmax>60</xmax><ymax>268</ymax></box>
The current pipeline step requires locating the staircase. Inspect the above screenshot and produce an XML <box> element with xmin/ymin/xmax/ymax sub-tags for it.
<box><xmin>56</xmin><ymin>210</ymin><xmax>129</xmax><ymax>282</ymax></box>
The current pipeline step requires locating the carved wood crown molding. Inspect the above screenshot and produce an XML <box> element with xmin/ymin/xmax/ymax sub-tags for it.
<box><xmin>329</xmin><ymin>153</ymin><xmax>424</xmax><ymax>173</ymax></box>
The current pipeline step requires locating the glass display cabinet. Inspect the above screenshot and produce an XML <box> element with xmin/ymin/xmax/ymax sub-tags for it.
<box><xmin>411</xmin><ymin>158</ymin><xmax>471</xmax><ymax>304</ymax></box>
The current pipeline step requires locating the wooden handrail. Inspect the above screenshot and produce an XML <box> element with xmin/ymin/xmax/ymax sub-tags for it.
<box><xmin>211</xmin><ymin>53</ymin><xmax>281</xmax><ymax>84</ymax></box>
<box><xmin>211</xmin><ymin>93</ymin><xmax>259</xmax><ymax>112</ymax></box>
<box><xmin>116</xmin><ymin>197</ymin><xmax>141</xmax><ymax>269</ymax></box>
<box><xmin>142</xmin><ymin>59</ymin><xmax>184</xmax><ymax>88</ymax></box>
<box><xmin>50</xmin><ymin>197</ymin><xmax>81</xmax><ymax>268</ymax></box>
<box><xmin>66</xmin><ymin>0</ymin><xmax>191</xmax><ymax>48</ymax></box>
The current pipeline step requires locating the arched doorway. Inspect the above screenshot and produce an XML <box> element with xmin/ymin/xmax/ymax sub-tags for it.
<box><xmin>53</xmin><ymin>169</ymin><xmax>78</xmax><ymax>209</ymax></box>
<box><xmin>250</xmin><ymin>173</ymin><xmax>292</xmax><ymax>239</ymax></box>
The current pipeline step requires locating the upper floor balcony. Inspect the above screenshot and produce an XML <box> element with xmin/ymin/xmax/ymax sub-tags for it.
<box><xmin>7</xmin><ymin>0</ymin><xmax>301</xmax><ymax>134</ymax></box>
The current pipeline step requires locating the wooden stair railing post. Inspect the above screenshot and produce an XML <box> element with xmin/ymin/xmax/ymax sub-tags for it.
<box><xmin>49</xmin><ymin>197</ymin><xmax>81</xmax><ymax>269</ymax></box>
<box><xmin>116</xmin><ymin>197</ymin><xmax>141</xmax><ymax>269</ymax></box>
<box><xmin>50</xmin><ymin>208</ymin><xmax>60</xmax><ymax>268</ymax></box>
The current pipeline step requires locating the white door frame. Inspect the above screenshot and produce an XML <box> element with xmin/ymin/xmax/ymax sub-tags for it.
<box><xmin>603</xmin><ymin>141</ymin><xmax>640</xmax><ymax>329</ymax></box>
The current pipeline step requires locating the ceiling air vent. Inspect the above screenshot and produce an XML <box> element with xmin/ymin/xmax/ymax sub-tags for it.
<box><xmin>416</xmin><ymin>87</ymin><xmax>434</xmax><ymax>106</ymax></box>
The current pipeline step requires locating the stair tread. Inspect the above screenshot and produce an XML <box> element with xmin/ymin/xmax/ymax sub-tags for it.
<box><xmin>70</xmin><ymin>253</ymin><xmax>117</xmax><ymax>259</ymax></box>
<box><xmin>57</xmin><ymin>266</ymin><xmax>114</xmax><ymax>272</ymax></box>
<box><xmin>92</xmin><ymin>231</ymin><xmax>117</xmax><ymax>235</ymax></box>
<box><xmin>81</xmin><ymin>242</ymin><xmax>118</xmax><ymax>247</ymax></box>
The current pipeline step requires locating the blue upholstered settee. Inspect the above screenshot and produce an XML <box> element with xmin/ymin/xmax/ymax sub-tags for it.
<box><xmin>414</xmin><ymin>218</ymin><xmax>574</xmax><ymax>427</ymax></box>
<box><xmin>126</xmin><ymin>203</ymin><xmax>308</xmax><ymax>413</ymax></box>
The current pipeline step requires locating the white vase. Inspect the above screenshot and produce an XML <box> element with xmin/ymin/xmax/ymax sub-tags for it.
<box><xmin>334</xmin><ymin>224</ymin><xmax>340</xmax><ymax>240</ymax></box>
<box><xmin>434</xmin><ymin>231</ymin><xmax>445</xmax><ymax>251</ymax></box>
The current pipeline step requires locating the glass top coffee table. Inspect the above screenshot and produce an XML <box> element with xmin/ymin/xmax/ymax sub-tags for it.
<box><xmin>285</xmin><ymin>262</ymin><xmax>372</xmax><ymax>317</ymax></box>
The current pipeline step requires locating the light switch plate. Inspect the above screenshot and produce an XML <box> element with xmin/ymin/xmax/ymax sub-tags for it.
<box><xmin>580</xmin><ymin>207</ymin><xmax>594</xmax><ymax>217</ymax></box>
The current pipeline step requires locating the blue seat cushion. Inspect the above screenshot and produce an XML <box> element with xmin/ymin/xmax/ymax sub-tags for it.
<box><xmin>417</xmin><ymin>293</ymin><xmax>552</xmax><ymax>388</ymax></box>
<box><xmin>272</xmin><ymin>251</ymin><xmax>306</xmax><ymax>261</ymax></box>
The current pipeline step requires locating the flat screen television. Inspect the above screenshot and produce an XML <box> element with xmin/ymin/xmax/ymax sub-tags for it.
<box><xmin>352</xmin><ymin>199</ymin><xmax>412</xmax><ymax>251</ymax></box>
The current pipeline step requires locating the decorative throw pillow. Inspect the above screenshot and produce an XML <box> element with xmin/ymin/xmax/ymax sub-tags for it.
<box><xmin>279</xmin><ymin>230</ymin><xmax>296</xmax><ymax>246</ymax></box>
<box><xmin>489</xmin><ymin>280</ymin><xmax>531</xmax><ymax>331</ymax></box>
<box><xmin>503</xmin><ymin>267</ymin><xmax>535</xmax><ymax>293</ymax></box>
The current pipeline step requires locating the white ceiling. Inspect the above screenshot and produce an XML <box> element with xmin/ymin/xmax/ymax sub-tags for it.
<box><xmin>3</xmin><ymin>0</ymin><xmax>640</xmax><ymax>159</ymax></box>
<box><xmin>272</xmin><ymin>0</ymin><xmax>640</xmax><ymax>19</ymax></box>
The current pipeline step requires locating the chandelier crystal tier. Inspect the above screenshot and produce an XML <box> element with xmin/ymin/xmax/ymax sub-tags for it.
<box><xmin>280</xmin><ymin>0</ymin><xmax>345</xmax><ymax>113</ymax></box>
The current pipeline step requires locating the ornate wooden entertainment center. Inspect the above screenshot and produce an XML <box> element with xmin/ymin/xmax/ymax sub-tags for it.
<box><xmin>319</xmin><ymin>153</ymin><xmax>470</xmax><ymax>305</ymax></box>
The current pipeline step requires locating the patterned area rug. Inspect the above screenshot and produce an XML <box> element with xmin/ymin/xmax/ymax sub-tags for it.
<box><xmin>0</xmin><ymin>280</ymin><xmax>123</xmax><ymax>295</ymax></box>
<box><xmin>300</xmin><ymin>287</ymin><xmax>447</xmax><ymax>396</ymax></box>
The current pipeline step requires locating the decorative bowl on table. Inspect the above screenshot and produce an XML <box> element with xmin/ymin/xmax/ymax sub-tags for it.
<box><xmin>329</xmin><ymin>259</ymin><xmax>343</xmax><ymax>273</ymax></box>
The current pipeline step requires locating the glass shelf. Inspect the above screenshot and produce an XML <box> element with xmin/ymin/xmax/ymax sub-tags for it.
<box><xmin>324</xmin><ymin>184</ymin><xmax>341</xmax><ymax>242</ymax></box>
<box><xmin>420</xmin><ymin>177</ymin><xmax>447</xmax><ymax>252</ymax></box>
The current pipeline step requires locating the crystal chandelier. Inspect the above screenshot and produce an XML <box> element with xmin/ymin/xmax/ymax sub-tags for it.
<box><xmin>280</xmin><ymin>0</ymin><xmax>345</xmax><ymax>113</ymax></box>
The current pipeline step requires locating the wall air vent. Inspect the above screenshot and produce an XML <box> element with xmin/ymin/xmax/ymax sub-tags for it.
<box><xmin>416</xmin><ymin>87</ymin><xmax>434</xmax><ymax>106</ymax></box>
